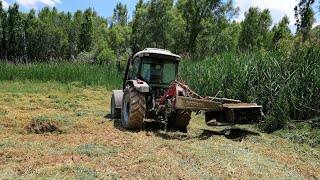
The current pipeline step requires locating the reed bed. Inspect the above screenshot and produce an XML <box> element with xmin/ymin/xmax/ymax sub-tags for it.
<box><xmin>181</xmin><ymin>48</ymin><xmax>320</xmax><ymax>131</ymax></box>
<box><xmin>0</xmin><ymin>63</ymin><xmax>122</xmax><ymax>90</ymax></box>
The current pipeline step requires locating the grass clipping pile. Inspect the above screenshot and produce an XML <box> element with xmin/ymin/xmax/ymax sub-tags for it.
<box><xmin>25</xmin><ymin>116</ymin><xmax>62</xmax><ymax>134</ymax></box>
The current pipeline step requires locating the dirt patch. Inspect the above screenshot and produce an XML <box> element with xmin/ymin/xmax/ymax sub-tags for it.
<box><xmin>25</xmin><ymin>118</ymin><xmax>61</xmax><ymax>134</ymax></box>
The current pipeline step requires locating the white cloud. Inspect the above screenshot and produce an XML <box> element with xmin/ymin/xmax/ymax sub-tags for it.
<box><xmin>17</xmin><ymin>0</ymin><xmax>62</xmax><ymax>9</ymax></box>
<box><xmin>1</xmin><ymin>0</ymin><xmax>9</xmax><ymax>10</ymax></box>
<box><xmin>234</xmin><ymin>0</ymin><xmax>299</xmax><ymax>25</ymax></box>
<box><xmin>313</xmin><ymin>22</ymin><xmax>320</xmax><ymax>28</ymax></box>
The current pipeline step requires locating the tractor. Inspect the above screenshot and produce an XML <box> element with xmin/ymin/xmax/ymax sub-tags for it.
<box><xmin>110</xmin><ymin>48</ymin><xmax>263</xmax><ymax>132</ymax></box>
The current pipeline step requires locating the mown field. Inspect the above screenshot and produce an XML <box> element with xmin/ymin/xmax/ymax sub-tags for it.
<box><xmin>0</xmin><ymin>81</ymin><xmax>319</xmax><ymax>179</ymax></box>
<box><xmin>0</xmin><ymin>50</ymin><xmax>320</xmax><ymax>178</ymax></box>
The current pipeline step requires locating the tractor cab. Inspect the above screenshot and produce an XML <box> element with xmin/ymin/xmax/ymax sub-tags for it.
<box><xmin>124</xmin><ymin>48</ymin><xmax>181</xmax><ymax>89</ymax></box>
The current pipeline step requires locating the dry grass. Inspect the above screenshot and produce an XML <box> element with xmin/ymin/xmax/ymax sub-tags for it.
<box><xmin>0</xmin><ymin>81</ymin><xmax>319</xmax><ymax>179</ymax></box>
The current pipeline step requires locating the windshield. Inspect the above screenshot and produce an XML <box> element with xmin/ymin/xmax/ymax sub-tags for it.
<box><xmin>140</xmin><ymin>58</ymin><xmax>178</xmax><ymax>84</ymax></box>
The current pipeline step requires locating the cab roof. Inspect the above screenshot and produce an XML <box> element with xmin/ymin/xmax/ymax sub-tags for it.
<box><xmin>133</xmin><ymin>48</ymin><xmax>181</xmax><ymax>61</ymax></box>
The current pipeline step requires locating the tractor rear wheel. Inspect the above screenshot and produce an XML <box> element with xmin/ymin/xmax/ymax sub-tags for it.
<box><xmin>169</xmin><ymin>110</ymin><xmax>192</xmax><ymax>132</ymax></box>
<box><xmin>121</xmin><ymin>87</ymin><xmax>146</xmax><ymax>130</ymax></box>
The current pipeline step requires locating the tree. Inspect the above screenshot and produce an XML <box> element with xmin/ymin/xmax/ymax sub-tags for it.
<box><xmin>25</xmin><ymin>9</ymin><xmax>40</xmax><ymax>61</ymax></box>
<box><xmin>0</xmin><ymin>1</ymin><xmax>7</xmax><ymax>60</ymax></box>
<box><xmin>108</xmin><ymin>2</ymin><xmax>131</xmax><ymax>57</ymax></box>
<box><xmin>79</xmin><ymin>8</ymin><xmax>93</xmax><ymax>52</ymax></box>
<box><xmin>37</xmin><ymin>7</ymin><xmax>66</xmax><ymax>61</ymax></box>
<box><xmin>196</xmin><ymin>0</ymin><xmax>239</xmax><ymax>56</ymax></box>
<box><xmin>176</xmin><ymin>0</ymin><xmax>222</xmax><ymax>56</ymax></box>
<box><xmin>147</xmin><ymin>0</ymin><xmax>176</xmax><ymax>49</ymax></box>
<box><xmin>68</xmin><ymin>10</ymin><xmax>82</xmax><ymax>57</ymax></box>
<box><xmin>131</xmin><ymin>0</ymin><xmax>149</xmax><ymax>53</ymax></box>
<box><xmin>108</xmin><ymin>25</ymin><xmax>131</xmax><ymax>57</ymax></box>
<box><xmin>112</xmin><ymin>2</ymin><xmax>128</xmax><ymax>26</ymax></box>
<box><xmin>213</xmin><ymin>21</ymin><xmax>241</xmax><ymax>53</ymax></box>
<box><xmin>0</xmin><ymin>7</ymin><xmax>3</xmax><ymax>60</ymax></box>
<box><xmin>294</xmin><ymin>0</ymin><xmax>315</xmax><ymax>41</ymax></box>
<box><xmin>272</xmin><ymin>16</ymin><xmax>291</xmax><ymax>44</ymax></box>
<box><xmin>59</xmin><ymin>11</ymin><xmax>72</xmax><ymax>60</ymax></box>
<box><xmin>167</xmin><ymin>6</ymin><xmax>186</xmax><ymax>54</ymax></box>
<box><xmin>239</xmin><ymin>7</ymin><xmax>272</xmax><ymax>50</ymax></box>
<box><xmin>131</xmin><ymin>0</ymin><xmax>185</xmax><ymax>54</ymax></box>
<box><xmin>7</xmin><ymin>3</ymin><xmax>26</xmax><ymax>63</ymax></box>
<box><xmin>309</xmin><ymin>24</ymin><xmax>320</xmax><ymax>42</ymax></box>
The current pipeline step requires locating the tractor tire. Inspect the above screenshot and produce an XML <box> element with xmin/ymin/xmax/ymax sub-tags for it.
<box><xmin>121</xmin><ymin>87</ymin><xmax>146</xmax><ymax>130</ymax></box>
<box><xmin>169</xmin><ymin>110</ymin><xmax>192</xmax><ymax>132</ymax></box>
<box><xmin>110</xmin><ymin>93</ymin><xmax>121</xmax><ymax>119</ymax></box>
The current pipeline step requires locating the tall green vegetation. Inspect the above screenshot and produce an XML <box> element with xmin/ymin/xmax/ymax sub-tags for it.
<box><xmin>1</xmin><ymin>0</ymin><xmax>313</xmax><ymax>61</ymax></box>
<box><xmin>79</xmin><ymin>8</ymin><xmax>93</xmax><ymax>52</ymax></box>
<box><xmin>177</xmin><ymin>0</ymin><xmax>221</xmax><ymax>55</ymax></box>
<box><xmin>112</xmin><ymin>2</ymin><xmax>128</xmax><ymax>27</ymax></box>
<box><xmin>108</xmin><ymin>2</ymin><xmax>131</xmax><ymax>59</ymax></box>
<box><xmin>181</xmin><ymin>47</ymin><xmax>320</xmax><ymax>132</ymax></box>
<box><xmin>272</xmin><ymin>16</ymin><xmax>291</xmax><ymax>44</ymax></box>
<box><xmin>0</xmin><ymin>1</ymin><xmax>7</xmax><ymax>60</ymax></box>
<box><xmin>0</xmin><ymin>63</ymin><xmax>121</xmax><ymax>89</ymax></box>
<box><xmin>0</xmin><ymin>7</ymin><xmax>3</xmax><ymax>59</ymax></box>
<box><xmin>7</xmin><ymin>3</ymin><xmax>25</xmax><ymax>62</ymax></box>
<box><xmin>294</xmin><ymin>0</ymin><xmax>316</xmax><ymax>41</ymax></box>
<box><xmin>25</xmin><ymin>9</ymin><xmax>39</xmax><ymax>61</ymax></box>
<box><xmin>239</xmin><ymin>7</ymin><xmax>272</xmax><ymax>50</ymax></box>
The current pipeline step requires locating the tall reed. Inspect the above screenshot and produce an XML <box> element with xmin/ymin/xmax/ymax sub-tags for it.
<box><xmin>0</xmin><ymin>63</ymin><xmax>122</xmax><ymax>90</ymax></box>
<box><xmin>180</xmin><ymin>47</ymin><xmax>320</xmax><ymax>131</ymax></box>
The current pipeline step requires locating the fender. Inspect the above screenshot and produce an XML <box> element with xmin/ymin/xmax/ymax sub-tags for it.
<box><xmin>126</xmin><ymin>80</ymin><xmax>150</xmax><ymax>93</ymax></box>
<box><xmin>112</xmin><ymin>90</ymin><xmax>124</xmax><ymax>109</ymax></box>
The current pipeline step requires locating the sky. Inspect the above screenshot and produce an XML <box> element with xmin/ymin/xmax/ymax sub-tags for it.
<box><xmin>1</xmin><ymin>0</ymin><xmax>319</xmax><ymax>32</ymax></box>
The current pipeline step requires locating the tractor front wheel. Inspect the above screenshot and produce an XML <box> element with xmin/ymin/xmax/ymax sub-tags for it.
<box><xmin>121</xmin><ymin>87</ymin><xmax>146</xmax><ymax>130</ymax></box>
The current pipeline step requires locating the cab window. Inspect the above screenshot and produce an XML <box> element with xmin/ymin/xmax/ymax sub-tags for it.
<box><xmin>129</xmin><ymin>57</ymin><xmax>140</xmax><ymax>79</ymax></box>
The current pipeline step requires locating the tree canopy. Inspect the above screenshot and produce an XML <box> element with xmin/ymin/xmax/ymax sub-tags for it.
<box><xmin>0</xmin><ymin>0</ymin><xmax>318</xmax><ymax>63</ymax></box>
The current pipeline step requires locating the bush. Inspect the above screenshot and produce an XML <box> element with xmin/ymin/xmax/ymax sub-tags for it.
<box><xmin>97</xmin><ymin>47</ymin><xmax>116</xmax><ymax>65</ymax></box>
<box><xmin>75</xmin><ymin>51</ymin><xmax>96</xmax><ymax>64</ymax></box>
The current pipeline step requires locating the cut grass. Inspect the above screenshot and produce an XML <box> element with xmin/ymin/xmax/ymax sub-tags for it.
<box><xmin>0</xmin><ymin>81</ymin><xmax>319</xmax><ymax>179</ymax></box>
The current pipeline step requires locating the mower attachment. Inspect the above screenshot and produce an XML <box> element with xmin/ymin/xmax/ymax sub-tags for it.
<box><xmin>205</xmin><ymin>103</ymin><xmax>263</xmax><ymax>125</ymax></box>
<box><xmin>175</xmin><ymin>96</ymin><xmax>223</xmax><ymax>111</ymax></box>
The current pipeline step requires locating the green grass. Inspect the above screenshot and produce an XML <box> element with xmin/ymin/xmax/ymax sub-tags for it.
<box><xmin>274</xmin><ymin>120</ymin><xmax>320</xmax><ymax>149</ymax></box>
<box><xmin>0</xmin><ymin>63</ymin><xmax>122</xmax><ymax>90</ymax></box>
